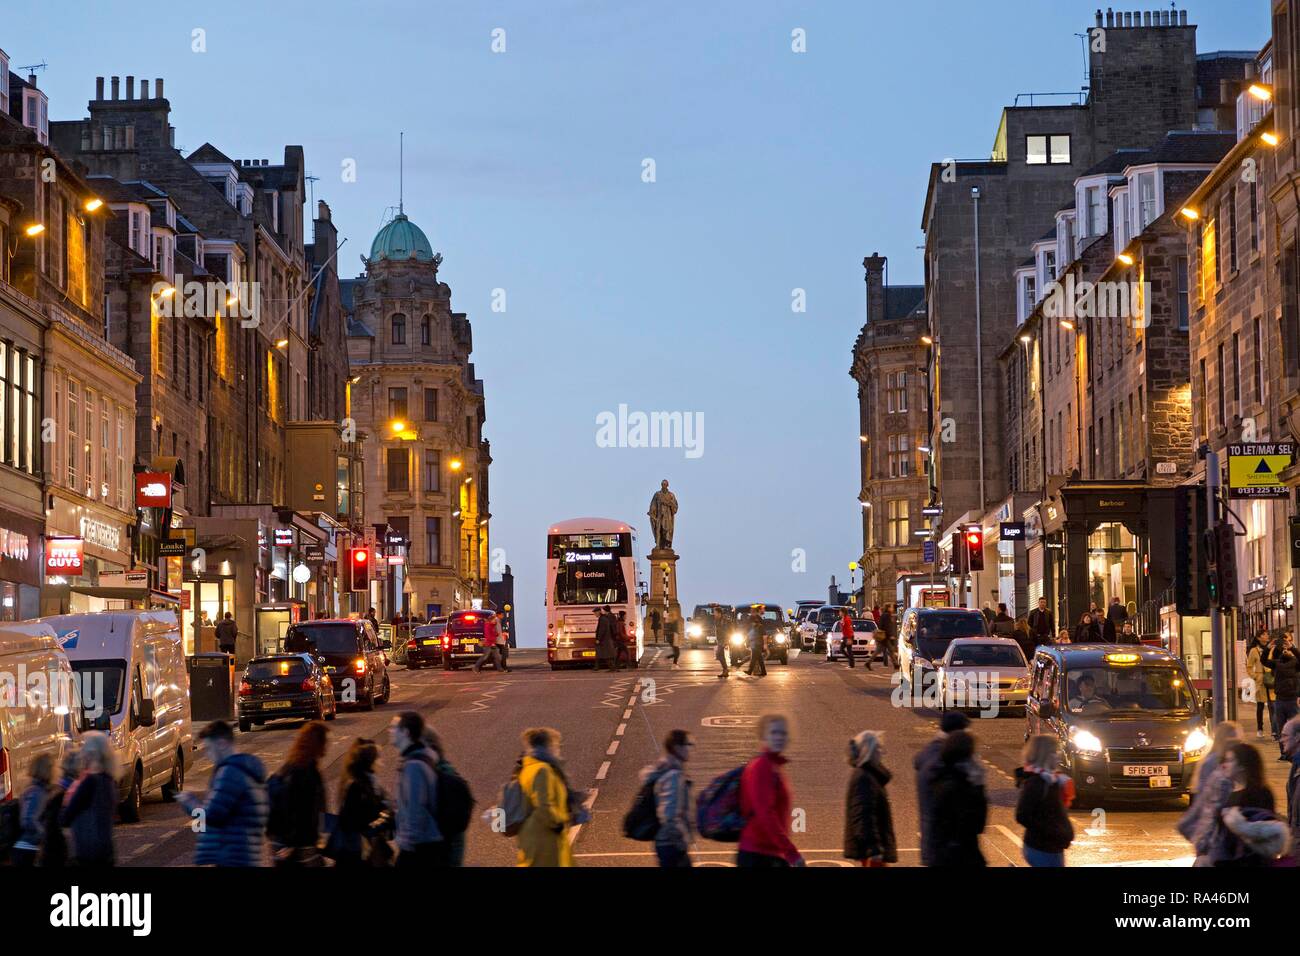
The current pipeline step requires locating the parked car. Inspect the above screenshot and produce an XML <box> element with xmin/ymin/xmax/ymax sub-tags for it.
<box><xmin>895</xmin><ymin>606</ymin><xmax>989</xmax><ymax>696</ymax></box>
<box><xmin>404</xmin><ymin>619</ymin><xmax>448</xmax><ymax>668</ymax></box>
<box><xmin>935</xmin><ymin>637</ymin><xmax>1029</xmax><ymax>716</ymax></box>
<box><xmin>1026</xmin><ymin>644</ymin><xmax>1209</xmax><ymax>803</ymax></box>
<box><xmin>47</xmin><ymin>610</ymin><xmax>192</xmax><ymax>822</ymax></box>
<box><xmin>237</xmin><ymin>653</ymin><xmax>336</xmax><ymax>732</ymax></box>
<box><xmin>284</xmin><ymin>619</ymin><xmax>390</xmax><ymax>710</ymax></box>
<box><xmin>826</xmin><ymin>617</ymin><xmax>878</xmax><ymax>663</ymax></box>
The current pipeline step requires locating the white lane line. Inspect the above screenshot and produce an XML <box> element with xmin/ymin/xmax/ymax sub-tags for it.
<box><xmin>615</xmin><ymin>723</ymin><xmax>627</xmax><ymax>736</ymax></box>
<box><xmin>596</xmin><ymin>761</ymin><xmax>611</xmax><ymax>780</ymax></box>
<box><xmin>623</xmin><ymin>709</ymin><xmax>633</xmax><ymax>719</ymax></box>
<box><xmin>994</xmin><ymin>824</ymin><xmax>1024</xmax><ymax>848</ymax></box>
<box><xmin>627</xmin><ymin>695</ymin><xmax>638</xmax><ymax>707</ymax></box>
<box><xmin>607</xmin><ymin>739</ymin><xmax>620</xmax><ymax>755</ymax></box>
<box><xmin>567</xmin><ymin>788</ymin><xmax>599</xmax><ymax>846</ymax></box>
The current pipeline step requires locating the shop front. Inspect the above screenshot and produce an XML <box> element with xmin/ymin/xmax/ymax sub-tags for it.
<box><xmin>0</xmin><ymin>507</ymin><xmax>43</xmax><ymax>622</ymax></box>
<box><xmin>42</xmin><ymin>493</ymin><xmax>134</xmax><ymax>615</ymax></box>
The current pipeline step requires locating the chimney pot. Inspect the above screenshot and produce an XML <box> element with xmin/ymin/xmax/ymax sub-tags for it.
<box><xmin>155</xmin><ymin>78</ymin><xmax>164</xmax><ymax>99</ymax></box>
<box><xmin>1095</xmin><ymin>9</ymin><xmax>1102</xmax><ymax>27</ymax></box>
<box><xmin>1143</xmin><ymin>11</ymin><xmax>1151</xmax><ymax>26</ymax></box>
<box><xmin>95</xmin><ymin>76</ymin><xmax>105</xmax><ymax>100</ymax></box>
<box><xmin>1106</xmin><ymin>7</ymin><xmax>1114</xmax><ymax>27</ymax></box>
<box><xmin>1180</xmin><ymin>10</ymin><xmax>1187</xmax><ymax>25</ymax></box>
<box><xmin>141</xmin><ymin>79</ymin><xmax>150</xmax><ymax>99</ymax></box>
<box><xmin>110</xmin><ymin>76</ymin><xmax>120</xmax><ymax>100</ymax></box>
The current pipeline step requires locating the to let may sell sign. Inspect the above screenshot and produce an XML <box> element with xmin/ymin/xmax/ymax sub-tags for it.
<box><xmin>1227</xmin><ymin>442</ymin><xmax>1295</xmax><ymax>499</ymax></box>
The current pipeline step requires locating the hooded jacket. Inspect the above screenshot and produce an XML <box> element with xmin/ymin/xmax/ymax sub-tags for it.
<box><xmin>929</xmin><ymin>759</ymin><xmax>987</xmax><ymax>866</ymax></box>
<box><xmin>641</xmin><ymin>754</ymin><xmax>694</xmax><ymax>851</ymax></box>
<box><xmin>195</xmin><ymin>752</ymin><xmax>269</xmax><ymax>867</ymax></box>
<box><xmin>59</xmin><ymin>771</ymin><xmax>117</xmax><ymax>865</ymax></box>
<box><xmin>1014</xmin><ymin>767</ymin><xmax>1074</xmax><ymax>854</ymax></box>
<box><xmin>395</xmin><ymin>743</ymin><xmax>441</xmax><ymax>851</ymax></box>
<box><xmin>516</xmin><ymin>752</ymin><xmax>573</xmax><ymax>867</ymax></box>
<box><xmin>844</xmin><ymin>761</ymin><xmax>898</xmax><ymax>863</ymax></box>
<box><xmin>1265</xmin><ymin>646</ymin><xmax>1300</xmax><ymax>700</ymax></box>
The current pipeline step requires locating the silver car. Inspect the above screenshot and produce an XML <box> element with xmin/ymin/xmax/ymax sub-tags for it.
<box><xmin>936</xmin><ymin>637</ymin><xmax>1030</xmax><ymax>716</ymax></box>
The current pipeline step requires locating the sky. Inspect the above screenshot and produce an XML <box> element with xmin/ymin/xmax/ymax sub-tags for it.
<box><xmin>8</xmin><ymin>1</ymin><xmax>1268</xmax><ymax>645</ymax></box>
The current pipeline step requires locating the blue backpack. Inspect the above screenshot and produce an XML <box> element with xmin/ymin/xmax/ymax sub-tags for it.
<box><xmin>696</xmin><ymin>766</ymin><xmax>747</xmax><ymax>842</ymax></box>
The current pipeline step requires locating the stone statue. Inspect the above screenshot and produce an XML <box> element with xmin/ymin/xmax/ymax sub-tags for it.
<box><xmin>647</xmin><ymin>479</ymin><xmax>679</xmax><ymax>551</ymax></box>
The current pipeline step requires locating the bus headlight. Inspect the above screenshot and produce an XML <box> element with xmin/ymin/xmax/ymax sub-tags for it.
<box><xmin>1183</xmin><ymin>727</ymin><xmax>1211</xmax><ymax>758</ymax></box>
<box><xmin>1070</xmin><ymin>728</ymin><xmax>1104</xmax><ymax>756</ymax></box>
<box><xmin>730</xmin><ymin>632</ymin><xmax>745</xmax><ymax>646</ymax></box>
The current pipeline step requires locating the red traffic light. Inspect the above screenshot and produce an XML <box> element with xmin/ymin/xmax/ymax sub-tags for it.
<box><xmin>965</xmin><ymin>531</ymin><xmax>981</xmax><ymax>546</ymax></box>
<box><xmin>353</xmin><ymin>549</ymin><xmax>369</xmax><ymax>563</ymax></box>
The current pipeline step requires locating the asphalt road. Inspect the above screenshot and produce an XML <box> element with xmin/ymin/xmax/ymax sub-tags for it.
<box><xmin>114</xmin><ymin>646</ymin><xmax>1291</xmax><ymax>867</ymax></box>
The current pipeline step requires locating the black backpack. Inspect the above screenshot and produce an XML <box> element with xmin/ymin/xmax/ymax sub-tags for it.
<box><xmin>623</xmin><ymin>776</ymin><xmax>661</xmax><ymax>842</ymax></box>
<box><xmin>411</xmin><ymin>753</ymin><xmax>475</xmax><ymax>837</ymax></box>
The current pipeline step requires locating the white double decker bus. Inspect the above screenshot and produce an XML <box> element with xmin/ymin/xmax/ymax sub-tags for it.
<box><xmin>545</xmin><ymin>517</ymin><xmax>643</xmax><ymax>670</ymax></box>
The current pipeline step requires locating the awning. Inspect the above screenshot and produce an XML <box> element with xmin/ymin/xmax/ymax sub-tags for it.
<box><xmin>70</xmin><ymin>585</ymin><xmax>181</xmax><ymax>606</ymax></box>
<box><xmin>151</xmin><ymin>456</ymin><xmax>186</xmax><ymax>486</ymax></box>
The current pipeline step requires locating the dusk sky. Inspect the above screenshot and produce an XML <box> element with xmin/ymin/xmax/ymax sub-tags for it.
<box><xmin>9</xmin><ymin>1</ymin><xmax>1267</xmax><ymax>644</ymax></box>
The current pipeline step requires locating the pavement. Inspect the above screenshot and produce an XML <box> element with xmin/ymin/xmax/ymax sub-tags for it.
<box><xmin>116</xmin><ymin>645</ymin><xmax>1294</xmax><ymax>866</ymax></box>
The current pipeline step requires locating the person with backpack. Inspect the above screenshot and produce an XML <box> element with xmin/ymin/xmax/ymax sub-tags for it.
<box><xmin>927</xmin><ymin>730</ymin><xmax>987</xmax><ymax>867</ymax></box>
<box><xmin>388</xmin><ymin>711</ymin><xmax>448</xmax><ymax>866</ymax></box>
<box><xmin>737</xmin><ymin>715</ymin><xmax>803</xmax><ymax>867</ymax></box>
<box><xmin>516</xmin><ymin>727</ymin><xmax>585</xmax><ymax>866</ymax></box>
<box><xmin>1178</xmin><ymin>722</ymin><xmax>1243</xmax><ymax>865</ymax></box>
<box><xmin>59</xmin><ymin>732</ymin><xmax>117</xmax><ymax>867</ymax></box>
<box><xmin>1209</xmin><ymin>743</ymin><xmax>1281</xmax><ymax>867</ymax></box>
<box><xmin>1014</xmin><ymin>735</ymin><xmax>1074</xmax><ymax>867</ymax></box>
<box><xmin>266</xmin><ymin>721</ymin><xmax>329</xmax><ymax>867</ymax></box>
<box><xmin>1265</xmin><ymin>632</ymin><xmax>1300</xmax><ymax>759</ymax></box>
<box><xmin>472</xmin><ymin>613</ymin><xmax>510</xmax><ymax>674</ymax></box>
<box><xmin>843</xmin><ymin>730</ymin><xmax>897</xmax><ymax>867</ymax></box>
<box><xmin>423</xmin><ymin>726</ymin><xmax>473</xmax><ymax>866</ymax></box>
<box><xmin>176</xmin><ymin>720</ymin><xmax>269</xmax><ymax>867</ymax></box>
<box><xmin>629</xmin><ymin>730</ymin><xmax>695</xmax><ymax>866</ymax></box>
<box><xmin>11</xmin><ymin>753</ymin><xmax>54</xmax><ymax>866</ymax></box>
<box><xmin>330</xmin><ymin>738</ymin><xmax>391</xmax><ymax>867</ymax></box>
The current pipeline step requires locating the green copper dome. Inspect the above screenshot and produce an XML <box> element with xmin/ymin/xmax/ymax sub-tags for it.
<box><xmin>369</xmin><ymin>213</ymin><xmax>434</xmax><ymax>263</ymax></box>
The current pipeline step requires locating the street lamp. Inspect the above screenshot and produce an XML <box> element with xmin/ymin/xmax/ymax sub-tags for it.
<box><xmin>1249</xmin><ymin>83</ymin><xmax>1272</xmax><ymax>101</ymax></box>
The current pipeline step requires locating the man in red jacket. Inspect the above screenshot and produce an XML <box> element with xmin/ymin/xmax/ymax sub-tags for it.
<box><xmin>737</xmin><ymin>715</ymin><xmax>805</xmax><ymax>867</ymax></box>
<box><xmin>472</xmin><ymin>613</ymin><xmax>511</xmax><ymax>674</ymax></box>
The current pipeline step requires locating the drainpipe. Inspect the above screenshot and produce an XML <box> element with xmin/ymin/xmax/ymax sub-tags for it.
<box><xmin>972</xmin><ymin>187</ymin><xmax>987</xmax><ymax>511</ymax></box>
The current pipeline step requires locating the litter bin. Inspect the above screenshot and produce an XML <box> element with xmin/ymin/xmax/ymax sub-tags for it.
<box><xmin>188</xmin><ymin>652</ymin><xmax>235</xmax><ymax>722</ymax></box>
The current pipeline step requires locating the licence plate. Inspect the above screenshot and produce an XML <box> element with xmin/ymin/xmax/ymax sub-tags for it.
<box><xmin>1121</xmin><ymin>765</ymin><xmax>1170</xmax><ymax>777</ymax></box>
<box><xmin>461</xmin><ymin>639</ymin><xmax>479</xmax><ymax>647</ymax></box>
<box><xmin>582</xmin><ymin>650</ymin><xmax>596</xmax><ymax>658</ymax></box>
<box><xmin>325</xmin><ymin>666</ymin><xmax>337</xmax><ymax>673</ymax></box>
<box><xmin>1148</xmin><ymin>776</ymin><xmax>1172</xmax><ymax>789</ymax></box>
<box><xmin>422</xmin><ymin>640</ymin><xmax>437</xmax><ymax>646</ymax></box>
<box><xmin>264</xmin><ymin>700</ymin><xmax>292</xmax><ymax>710</ymax></box>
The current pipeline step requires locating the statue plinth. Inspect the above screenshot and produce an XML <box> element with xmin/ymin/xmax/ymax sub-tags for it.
<box><xmin>646</xmin><ymin>547</ymin><xmax>682</xmax><ymax>645</ymax></box>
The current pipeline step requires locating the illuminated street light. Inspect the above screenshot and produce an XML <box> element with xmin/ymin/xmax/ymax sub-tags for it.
<box><xmin>920</xmin><ymin>334</ymin><xmax>934</xmax><ymax>346</ymax></box>
<box><xmin>1059</xmin><ymin>319</ymin><xmax>1076</xmax><ymax>332</ymax></box>
<box><xmin>390</xmin><ymin>420</ymin><xmax>406</xmax><ymax>433</ymax></box>
<box><xmin>1019</xmin><ymin>335</ymin><xmax>1031</xmax><ymax>344</ymax></box>
<box><xmin>24</xmin><ymin>223</ymin><xmax>45</xmax><ymax>237</ymax></box>
<box><xmin>1249</xmin><ymin>83</ymin><xmax>1272</xmax><ymax>101</ymax></box>
<box><xmin>449</xmin><ymin>459</ymin><xmax>463</xmax><ymax>472</ymax></box>
<box><xmin>84</xmin><ymin>198</ymin><xmax>103</xmax><ymax>212</ymax></box>
<box><xmin>275</xmin><ymin>338</ymin><xmax>289</xmax><ymax>348</ymax></box>
<box><xmin>1179</xmin><ymin>207</ymin><xmax>1199</xmax><ymax>221</ymax></box>
<box><xmin>1261</xmin><ymin>130</ymin><xmax>1280</xmax><ymax>147</ymax></box>
<box><xmin>1117</xmin><ymin>252</ymin><xmax>1134</xmax><ymax>266</ymax></box>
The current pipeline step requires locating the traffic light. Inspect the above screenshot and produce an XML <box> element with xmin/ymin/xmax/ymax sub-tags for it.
<box><xmin>1215</xmin><ymin>522</ymin><xmax>1240</xmax><ymax>609</ymax></box>
<box><xmin>349</xmin><ymin>546</ymin><xmax>371</xmax><ymax>592</ymax></box>
<box><xmin>964</xmin><ymin>526</ymin><xmax>984</xmax><ymax>572</ymax></box>
<box><xmin>1173</xmin><ymin>486</ymin><xmax>1209</xmax><ymax>614</ymax></box>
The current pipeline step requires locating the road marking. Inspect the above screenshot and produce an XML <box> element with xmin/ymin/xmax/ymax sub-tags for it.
<box><xmin>615</xmin><ymin>723</ymin><xmax>626</xmax><ymax>736</ymax></box>
<box><xmin>596</xmin><ymin>761</ymin><xmax>611</xmax><ymax>780</ymax></box>
<box><xmin>993</xmin><ymin>824</ymin><xmax>1024</xmax><ymax>849</ymax></box>
<box><xmin>607</xmin><ymin>739</ymin><xmax>620</xmax><ymax>755</ymax></box>
<box><xmin>567</xmin><ymin>788</ymin><xmax>599</xmax><ymax>846</ymax></box>
<box><xmin>622</xmin><ymin>709</ymin><xmax>633</xmax><ymax>719</ymax></box>
<box><xmin>464</xmin><ymin>680</ymin><xmax>509</xmax><ymax>714</ymax></box>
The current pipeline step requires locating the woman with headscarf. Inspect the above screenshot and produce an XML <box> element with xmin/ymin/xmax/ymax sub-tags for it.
<box><xmin>1177</xmin><ymin>721</ymin><xmax>1242</xmax><ymax>865</ymax></box>
<box><xmin>1014</xmin><ymin>735</ymin><xmax>1074</xmax><ymax>866</ymax></box>
<box><xmin>843</xmin><ymin>730</ymin><xmax>897</xmax><ymax>867</ymax></box>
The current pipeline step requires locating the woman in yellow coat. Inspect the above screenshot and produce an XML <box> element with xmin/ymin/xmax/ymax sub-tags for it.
<box><xmin>516</xmin><ymin>727</ymin><xmax>587</xmax><ymax>867</ymax></box>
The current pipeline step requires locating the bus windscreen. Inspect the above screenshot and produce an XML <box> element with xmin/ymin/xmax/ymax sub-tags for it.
<box><xmin>553</xmin><ymin>549</ymin><xmax>628</xmax><ymax>605</ymax></box>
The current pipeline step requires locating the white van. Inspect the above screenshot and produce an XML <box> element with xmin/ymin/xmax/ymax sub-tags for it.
<box><xmin>0</xmin><ymin>622</ymin><xmax>81</xmax><ymax>806</ymax></box>
<box><xmin>41</xmin><ymin>610</ymin><xmax>191</xmax><ymax>821</ymax></box>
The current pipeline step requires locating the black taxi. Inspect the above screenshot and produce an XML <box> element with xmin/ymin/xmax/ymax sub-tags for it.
<box><xmin>1025</xmin><ymin>643</ymin><xmax>1210</xmax><ymax>802</ymax></box>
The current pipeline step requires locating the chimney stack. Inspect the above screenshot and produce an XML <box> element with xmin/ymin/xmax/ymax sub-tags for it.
<box><xmin>141</xmin><ymin>78</ymin><xmax>149</xmax><ymax>99</ymax></box>
<box><xmin>110</xmin><ymin>76</ymin><xmax>120</xmax><ymax>100</ymax></box>
<box><xmin>95</xmin><ymin>76</ymin><xmax>104</xmax><ymax>100</ymax></box>
<box><xmin>126</xmin><ymin>75</ymin><xmax>134</xmax><ymax>100</ymax></box>
<box><xmin>155</xmin><ymin>78</ymin><xmax>164</xmax><ymax>99</ymax></box>
<box><xmin>863</xmin><ymin>253</ymin><xmax>887</xmax><ymax>326</ymax></box>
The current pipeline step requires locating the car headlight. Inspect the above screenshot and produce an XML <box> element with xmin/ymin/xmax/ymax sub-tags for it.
<box><xmin>730</xmin><ymin>632</ymin><xmax>744</xmax><ymax>646</ymax></box>
<box><xmin>688</xmin><ymin>623</ymin><xmax>702</xmax><ymax>637</ymax></box>
<box><xmin>775</xmin><ymin>634</ymin><xmax>787</xmax><ymax>644</ymax></box>
<box><xmin>1070</xmin><ymin>728</ymin><xmax>1104</xmax><ymax>756</ymax></box>
<box><xmin>1183</xmin><ymin>726</ymin><xmax>1211</xmax><ymax>758</ymax></box>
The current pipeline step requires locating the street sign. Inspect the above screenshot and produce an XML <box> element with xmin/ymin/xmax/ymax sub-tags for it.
<box><xmin>999</xmin><ymin>521</ymin><xmax>1026</xmax><ymax>541</ymax></box>
<box><xmin>921</xmin><ymin>505</ymin><xmax>943</xmax><ymax>517</ymax></box>
<box><xmin>46</xmin><ymin>537</ymin><xmax>84</xmax><ymax>575</ymax></box>
<box><xmin>135</xmin><ymin>472</ymin><xmax>173</xmax><ymax>508</ymax></box>
<box><xmin>1226</xmin><ymin>442</ymin><xmax>1294</xmax><ymax>499</ymax></box>
<box><xmin>158</xmin><ymin>539</ymin><xmax>187</xmax><ymax>557</ymax></box>
<box><xmin>922</xmin><ymin>540</ymin><xmax>936</xmax><ymax>563</ymax></box>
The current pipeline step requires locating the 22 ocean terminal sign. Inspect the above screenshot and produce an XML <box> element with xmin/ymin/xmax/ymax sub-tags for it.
<box><xmin>1227</xmin><ymin>442</ymin><xmax>1295</xmax><ymax>499</ymax></box>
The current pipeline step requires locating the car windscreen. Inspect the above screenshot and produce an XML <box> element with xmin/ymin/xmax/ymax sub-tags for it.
<box><xmin>285</xmin><ymin>624</ymin><xmax>360</xmax><ymax>655</ymax></box>
<box><xmin>1064</xmin><ymin>665</ymin><xmax>1195</xmax><ymax>715</ymax></box>
<box><xmin>70</xmin><ymin>660</ymin><xmax>126</xmax><ymax>716</ymax></box>
<box><xmin>851</xmin><ymin>620</ymin><xmax>877</xmax><ymax>631</ymax></box>
<box><xmin>947</xmin><ymin>644</ymin><xmax>1025</xmax><ymax>668</ymax></box>
<box><xmin>915</xmin><ymin>613</ymin><xmax>986</xmax><ymax>660</ymax></box>
<box><xmin>246</xmin><ymin>659</ymin><xmax>308</xmax><ymax>680</ymax></box>
<box><xmin>449</xmin><ymin>615</ymin><xmax>488</xmax><ymax>635</ymax></box>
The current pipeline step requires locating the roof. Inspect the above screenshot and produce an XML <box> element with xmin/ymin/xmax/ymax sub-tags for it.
<box><xmin>1141</xmin><ymin>130</ymin><xmax>1236</xmax><ymax>166</ymax></box>
<box><xmin>882</xmin><ymin>286</ymin><xmax>925</xmax><ymax>322</ymax></box>
<box><xmin>1081</xmin><ymin>148</ymin><xmax>1150</xmax><ymax>177</ymax></box>
<box><xmin>546</xmin><ymin>517</ymin><xmax>636</xmax><ymax>535</ymax></box>
<box><xmin>186</xmin><ymin>142</ymin><xmax>237</xmax><ymax>167</ymax></box>
<box><xmin>1034</xmin><ymin>643</ymin><xmax>1179</xmax><ymax>666</ymax></box>
<box><xmin>369</xmin><ymin>212</ymin><xmax>435</xmax><ymax>263</ymax></box>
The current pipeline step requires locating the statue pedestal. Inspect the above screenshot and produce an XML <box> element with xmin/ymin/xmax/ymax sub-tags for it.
<box><xmin>646</xmin><ymin>547</ymin><xmax>682</xmax><ymax>645</ymax></box>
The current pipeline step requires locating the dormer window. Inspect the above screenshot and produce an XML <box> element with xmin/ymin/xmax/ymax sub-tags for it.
<box><xmin>1112</xmin><ymin>188</ymin><xmax>1130</xmax><ymax>252</ymax></box>
<box><xmin>0</xmin><ymin>50</ymin><xmax>9</xmax><ymax>115</ymax></box>
<box><xmin>21</xmin><ymin>87</ymin><xmax>49</xmax><ymax>146</ymax></box>
<box><xmin>1135</xmin><ymin>172</ymin><xmax>1159</xmax><ymax>231</ymax></box>
<box><xmin>1027</xmin><ymin>134</ymin><xmax>1070</xmax><ymax>166</ymax></box>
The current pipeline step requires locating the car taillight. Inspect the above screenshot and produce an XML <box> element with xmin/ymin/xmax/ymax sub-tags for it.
<box><xmin>442</xmin><ymin>635</ymin><xmax>450</xmax><ymax>647</ymax></box>
<box><xmin>354</xmin><ymin>657</ymin><xmax>367</xmax><ymax>675</ymax></box>
<box><xmin>238</xmin><ymin>681</ymin><xmax>252</xmax><ymax>697</ymax></box>
<box><xmin>301</xmin><ymin>677</ymin><xmax>317</xmax><ymax>692</ymax></box>
<box><xmin>0</xmin><ymin>747</ymin><xmax>10</xmax><ymax>800</ymax></box>
<box><xmin>407</xmin><ymin>639</ymin><xmax>418</xmax><ymax>649</ymax></box>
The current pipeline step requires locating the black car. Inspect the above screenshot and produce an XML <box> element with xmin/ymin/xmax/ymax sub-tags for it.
<box><xmin>237</xmin><ymin>653</ymin><xmax>336</xmax><ymax>732</ymax></box>
<box><xmin>443</xmin><ymin>609</ymin><xmax>499</xmax><ymax>670</ymax></box>
<box><xmin>284</xmin><ymin>618</ymin><xmax>391</xmax><ymax>709</ymax></box>
<box><xmin>729</xmin><ymin>604</ymin><xmax>792</xmax><ymax>665</ymax></box>
<box><xmin>404</xmin><ymin>619</ymin><xmax>448</xmax><ymax>668</ymax></box>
